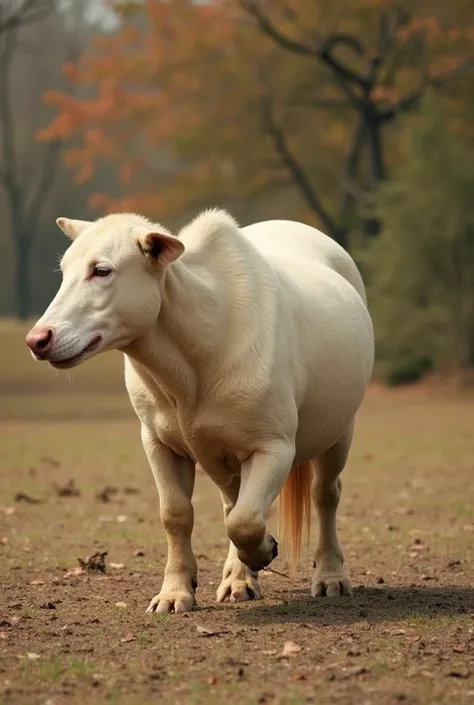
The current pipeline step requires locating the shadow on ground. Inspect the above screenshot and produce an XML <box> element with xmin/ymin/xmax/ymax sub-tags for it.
<box><xmin>235</xmin><ymin>586</ymin><xmax>474</xmax><ymax>626</ymax></box>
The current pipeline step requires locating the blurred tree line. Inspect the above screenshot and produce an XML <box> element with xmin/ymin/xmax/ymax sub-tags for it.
<box><xmin>0</xmin><ymin>0</ymin><xmax>120</xmax><ymax>319</ymax></box>
<box><xmin>1</xmin><ymin>0</ymin><xmax>474</xmax><ymax>383</ymax></box>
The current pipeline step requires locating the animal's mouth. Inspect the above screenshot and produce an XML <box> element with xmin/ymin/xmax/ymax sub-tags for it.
<box><xmin>49</xmin><ymin>335</ymin><xmax>103</xmax><ymax>370</ymax></box>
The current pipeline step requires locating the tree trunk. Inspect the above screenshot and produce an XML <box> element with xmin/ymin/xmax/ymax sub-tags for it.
<box><xmin>360</xmin><ymin>110</ymin><xmax>387</xmax><ymax>238</ymax></box>
<box><xmin>366</xmin><ymin>115</ymin><xmax>386</xmax><ymax>185</ymax></box>
<box><xmin>14</xmin><ymin>231</ymin><xmax>31</xmax><ymax>320</ymax></box>
<box><xmin>331</xmin><ymin>225</ymin><xmax>349</xmax><ymax>250</ymax></box>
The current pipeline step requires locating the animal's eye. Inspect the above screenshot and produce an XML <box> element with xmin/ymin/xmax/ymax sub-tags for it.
<box><xmin>93</xmin><ymin>265</ymin><xmax>112</xmax><ymax>278</ymax></box>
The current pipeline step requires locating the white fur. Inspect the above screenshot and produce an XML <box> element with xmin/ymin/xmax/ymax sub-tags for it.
<box><xmin>28</xmin><ymin>209</ymin><xmax>374</xmax><ymax>611</ymax></box>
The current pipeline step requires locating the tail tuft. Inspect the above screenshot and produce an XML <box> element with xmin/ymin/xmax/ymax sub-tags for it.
<box><xmin>278</xmin><ymin>461</ymin><xmax>313</xmax><ymax>575</ymax></box>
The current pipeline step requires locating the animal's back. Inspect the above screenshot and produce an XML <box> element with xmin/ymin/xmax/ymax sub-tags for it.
<box><xmin>242</xmin><ymin>219</ymin><xmax>367</xmax><ymax>304</ymax></box>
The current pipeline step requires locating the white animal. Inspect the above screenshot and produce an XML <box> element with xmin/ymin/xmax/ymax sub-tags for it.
<box><xmin>26</xmin><ymin>209</ymin><xmax>374</xmax><ymax>613</ymax></box>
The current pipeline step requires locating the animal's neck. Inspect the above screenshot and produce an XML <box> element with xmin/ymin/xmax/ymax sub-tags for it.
<box><xmin>123</xmin><ymin>256</ymin><xmax>226</xmax><ymax>409</ymax></box>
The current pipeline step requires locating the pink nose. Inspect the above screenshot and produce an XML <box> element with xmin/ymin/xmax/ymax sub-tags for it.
<box><xmin>25</xmin><ymin>326</ymin><xmax>55</xmax><ymax>358</ymax></box>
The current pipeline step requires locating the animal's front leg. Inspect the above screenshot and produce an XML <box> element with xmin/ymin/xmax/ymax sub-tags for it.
<box><xmin>226</xmin><ymin>441</ymin><xmax>295</xmax><ymax>572</ymax></box>
<box><xmin>216</xmin><ymin>477</ymin><xmax>261</xmax><ymax>603</ymax></box>
<box><xmin>141</xmin><ymin>427</ymin><xmax>197</xmax><ymax>614</ymax></box>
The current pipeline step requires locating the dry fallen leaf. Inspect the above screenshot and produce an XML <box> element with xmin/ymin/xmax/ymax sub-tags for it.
<box><xmin>96</xmin><ymin>486</ymin><xmax>118</xmax><ymax>503</ymax></box>
<box><xmin>40</xmin><ymin>455</ymin><xmax>60</xmax><ymax>468</ymax></box>
<box><xmin>279</xmin><ymin>641</ymin><xmax>302</xmax><ymax>658</ymax></box>
<box><xmin>120</xmin><ymin>633</ymin><xmax>136</xmax><ymax>643</ymax></box>
<box><xmin>123</xmin><ymin>486</ymin><xmax>141</xmax><ymax>495</ymax></box>
<box><xmin>14</xmin><ymin>492</ymin><xmax>42</xmax><ymax>504</ymax></box>
<box><xmin>408</xmin><ymin>540</ymin><xmax>426</xmax><ymax>552</ymax></box>
<box><xmin>196</xmin><ymin>625</ymin><xmax>221</xmax><ymax>637</ymax></box>
<box><xmin>115</xmin><ymin>602</ymin><xmax>127</xmax><ymax>609</ymax></box>
<box><xmin>64</xmin><ymin>567</ymin><xmax>85</xmax><ymax>578</ymax></box>
<box><xmin>78</xmin><ymin>551</ymin><xmax>107</xmax><ymax>573</ymax></box>
<box><xmin>447</xmin><ymin>670</ymin><xmax>470</xmax><ymax>679</ymax></box>
<box><xmin>343</xmin><ymin>666</ymin><xmax>369</xmax><ymax>676</ymax></box>
<box><xmin>54</xmin><ymin>479</ymin><xmax>80</xmax><ymax>497</ymax></box>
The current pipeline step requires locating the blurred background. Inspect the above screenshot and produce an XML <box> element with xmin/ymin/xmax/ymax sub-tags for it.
<box><xmin>1</xmin><ymin>7</ymin><xmax>474</xmax><ymax>702</ymax></box>
<box><xmin>1</xmin><ymin>0</ymin><xmax>474</xmax><ymax>388</ymax></box>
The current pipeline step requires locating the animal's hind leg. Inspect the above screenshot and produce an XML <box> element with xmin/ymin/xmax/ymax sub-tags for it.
<box><xmin>216</xmin><ymin>476</ymin><xmax>261</xmax><ymax>603</ymax></box>
<box><xmin>311</xmin><ymin>422</ymin><xmax>354</xmax><ymax>598</ymax></box>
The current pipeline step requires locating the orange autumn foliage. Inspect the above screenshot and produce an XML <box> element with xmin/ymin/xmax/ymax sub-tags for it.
<box><xmin>39</xmin><ymin>0</ymin><xmax>474</xmax><ymax>221</ymax></box>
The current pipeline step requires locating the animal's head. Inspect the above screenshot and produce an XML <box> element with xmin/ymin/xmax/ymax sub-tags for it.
<box><xmin>25</xmin><ymin>213</ymin><xmax>184</xmax><ymax>369</ymax></box>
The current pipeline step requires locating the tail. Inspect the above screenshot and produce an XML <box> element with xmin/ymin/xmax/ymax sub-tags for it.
<box><xmin>278</xmin><ymin>461</ymin><xmax>313</xmax><ymax>575</ymax></box>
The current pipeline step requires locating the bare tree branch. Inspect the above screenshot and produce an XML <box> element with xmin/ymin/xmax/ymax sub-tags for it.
<box><xmin>0</xmin><ymin>0</ymin><xmax>54</xmax><ymax>35</ymax></box>
<box><xmin>242</xmin><ymin>0</ymin><xmax>473</xmax><ymax>246</ymax></box>
<box><xmin>319</xmin><ymin>34</ymin><xmax>371</xmax><ymax>90</ymax></box>
<box><xmin>377</xmin><ymin>5</ymin><xmax>406</xmax><ymax>61</ymax></box>
<box><xmin>240</xmin><ymin>0</ymin><xmax>317</xmax><ymax>56</ymax></box>
<box><xmin>380</xmin><ymin>61</ymin><xmax>474</xmax><ymax>122</ymax></box>
<box><xmin>241</xmin><ymin>2</ymin><xmax>363</xmax><ymax>106</ymax></box>
<box><xmin>339</xmin><ymin>119</ymin><xmax>366</xmax><ymax>221</ymax></box>
<box><xmin>259</xmin><ymin>87</ymin><xmax>338</xmax><ymax>240</ymax></box>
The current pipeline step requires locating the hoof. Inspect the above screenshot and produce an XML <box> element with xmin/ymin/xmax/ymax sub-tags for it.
<box><xmin>270</xmin><ymin>535</ymin><xmax>279</xmax><ymax>560</ymax></box>
<box><xmin>248</xmin><ymin>535</ymin><xmax>279</xmax><ymax>572</ymax></box>
<box><xmin>216</xmin><ymin>566</ymin><xmax>261</xmax><ymax>603</ymax></box>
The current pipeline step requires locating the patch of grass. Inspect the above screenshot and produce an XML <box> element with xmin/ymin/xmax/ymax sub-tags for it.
<box><xmin>371</xmin><ymin>659</ymin><xmax>389</xmax><ymax>676</ymax></box>
<box><xmin>150</xmin><ymin>612</ymin><xmax>171</xmax><ymax>625</ymax></box>
<box><xmin>166</xmin><ymin>671</ymin><xmax>184</xmax><ymax>687</ymax></box>
<box><xmin>286</xmin><ymin>697</ymin><xmax>311</xmax><ymax>705</ymax></box>
<box><xmin>137</xmin><ymin>631</ymin><xmax>151</xmax><ymax>647</ymax></box>
<box><xmin>405</xmin><ymin>612</ymin><xmax>461</xmax><ymax>627</ymax></box>
<box><xmin>188</xmin><ymin>681</ymin><xmax>208</xmax><ymax>703</ymax></box>
<box><xmin>451</xmin><ymin>500</ymin><xmax>472</xmax><ymax>518</ymax></box>
<box><xmin>187</xmin><ymin>682</ymin><xmax>244</xmax><ymax>705</ymax></box>
<box><xmin>68</xmin><ymin>657</ymin><xmax>95</xmax><ymax>678</ymax></box>
<box><xmin>38</xmin><ymin>657</ymin><xmax>63</xmax><ymax>682</ymax></box>
<box><xmin>21</xmin><ymin>656</ymin><xmax>95</xmax><ymax>685</ymax></box>
<box><xmin>106</xmin><ymin>689</ymin><xmax>121</xmax><ymax>705</ymax></box>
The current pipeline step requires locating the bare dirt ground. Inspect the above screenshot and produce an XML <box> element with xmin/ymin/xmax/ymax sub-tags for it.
<box><xmin>0</xmin><ymin>321</ymin><xmax>473</xmax><ymax>705</ymax></box>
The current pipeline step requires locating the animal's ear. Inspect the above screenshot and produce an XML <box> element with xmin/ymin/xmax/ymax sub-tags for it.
<box><xmin>56</xmin><ymin>217</ymin><xmax>92</xmax><ymax>240</ymax></box>
<box><xmin>137</xmin><ymin>232</ymin><xmax>185</xmax><ymax>267</ymax></box>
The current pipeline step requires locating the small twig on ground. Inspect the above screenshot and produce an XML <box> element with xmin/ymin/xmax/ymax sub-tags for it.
<box><xmin>262</xmin><ymin>566</ymin><xmax>293</xmax><ymax>580</ymax></box>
